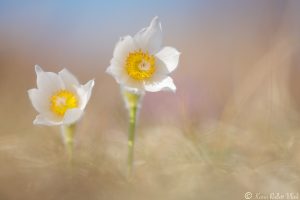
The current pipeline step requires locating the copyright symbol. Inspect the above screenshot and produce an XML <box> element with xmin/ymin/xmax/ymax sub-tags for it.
<box><xmin>245</xmin><ymin>192</ymin><xmax>252</xmax><ymax>199</ymax></box>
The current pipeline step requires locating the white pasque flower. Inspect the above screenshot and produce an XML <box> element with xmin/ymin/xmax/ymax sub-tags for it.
<box><xmin>28</xmin><ymin>65</ymin><xmax>95</xmax><ymax>126</ymax></box>
<box><xmin>106</xmin><ymin>16</ymin><xmax>180</xmax><ymax>93</ymax></box>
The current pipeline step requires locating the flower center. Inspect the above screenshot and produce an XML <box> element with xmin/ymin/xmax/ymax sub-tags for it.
<box><xmin>50</xmin><ymin>90</ymin><xmax>78</xmax><ymax>116</ymax></box>
<box><xmin>125</xmin><ymin>50</ymin><xmax>155</xmax><ymax>80</ymax></box>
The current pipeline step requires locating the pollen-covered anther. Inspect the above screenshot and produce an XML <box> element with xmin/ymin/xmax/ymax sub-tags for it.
<box><xmin>125</xmin><ymin>50</ymin><xmax>156</xmax><ymax>81</ymax></box>
<box><xmin>50</xmin><ymin>90</ymin><xmax>78</xmax><ymax>116</ymax></box>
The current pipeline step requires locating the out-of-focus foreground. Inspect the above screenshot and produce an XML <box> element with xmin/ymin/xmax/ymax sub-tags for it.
<box><xmin>0</xmin><ymin>1</ymin><xmax>300</xmax><ymax>199</ymax></box>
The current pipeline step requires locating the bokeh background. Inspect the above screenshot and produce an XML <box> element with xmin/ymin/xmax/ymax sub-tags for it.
<box><xmin>1</xmin><ymin>0</ymin><xmax>300</xmax><ymax>199</ymax></box>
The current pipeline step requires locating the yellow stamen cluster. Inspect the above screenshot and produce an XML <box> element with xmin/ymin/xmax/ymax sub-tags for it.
<box><xmin>50</xmin><ymin>90</ymin><xmax>78</xmax><ymax>116</ymax></box>
<box><xmin>125</xmin><ymin>50</ymin><xmax>156</xmax><ymax>80</ymax></box>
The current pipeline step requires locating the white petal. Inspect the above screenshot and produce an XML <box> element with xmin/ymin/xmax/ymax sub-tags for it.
<box><xmin>28</xmin><ymin>88</ymin><xmax>50</xmax><ymax>114</ymax></box>
<box><xmin>123</xmin><ymin>78</ymin><xmax>146</xmax><ymax>92</ymax></box>
<box><xmin>134</xmin><ymin>16</ymin><xmax>162</xmax><ymax>54</ymax></box>
<box><xmin>122</xmin><ymin>86</ymin><xmax>143</xmax><ymax>94</ymax></box>
<box><xmin>58</xmin><ymin>68</ymin><xmax>80</xmax><ymax>90</ymax></box>
<box><xmin>63</xmin><ymin>108</ymin><xmax>84</xmax><ymax>125</ymax></box>
<box><xmin>35</xmin><ymin>65</ymin><xmax>64</xmax><ymax>92</ymax></box>
<box><xmin>106</xmin><ymin>65</ymin><xmax>122</xmax><ymax>78</ymax></box>
<box><xmin>29</xmin><ymin>86</ymin><xmax>64</xmax><ymax>126</ymax></box>
<box><xmin>155</xmin><ymin>47</ymin><xmax>180</xmax><ymax>73</ymax></box>
<box><xmin>35</xmin><ymin>64</ymin><xmax>43</xmax><ymax>74</ymax></box>
<box><xmin>33</xmin><ymin>114</ymin><xmax>62</xmax><ymax>126</ymax></box>
<box><xmin>121</xmin><ymin>86</ymin><xmax>145</xmax><ymax>96</ymax></box>
<box><xmin>106</xmin><ymin>65</ymin><xmax>130</xmax><ymax>85</ymax></box>
<box><xmin>154</xmin><ymin>57</ymin><xmax>170</xmax><ymax>75</ymax></box>
<box><xmin>144</xmin><ymin>76</ymin><xmax>176</xmax><ymax>92</ymax></box>
<box><xmin>83</xmin><ymin>79</ymin><xmax>94</xmax><ymax>103</ymax></box>
<box><xmin>77</xmin><ymin>79</ymin><xmax>95</xmax><ymax>109</ymax></box>
<box><xmin>113</xmin><ymin>35</ymin><xmax>137</xmax><ymax>65</ymax></box>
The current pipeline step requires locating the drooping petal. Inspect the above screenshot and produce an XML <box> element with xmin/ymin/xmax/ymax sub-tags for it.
<box><xmin>35</xmin><ymin>65</ymin><xmax>64</xmax><ymax>92</ymax></box>
<box><xmin>113</xmin><ymin>35</ymin><xmax>137</xmax><ymax>66</ymax></box>
<box><xmin>33</xmin><ymin>114</ymin><xmax>62</xmax><ymax>126</ymax></box>
<box><xmin>144</xmin><ymin>76</ymin><xmax>176</xmax><ymax>92</ymax></box>
<box><xmin>63</xmin><ymin>108</ymin><xmax>84</xmax><ymax>125</ymax></box>
<box><xmin>28</xmin><ymin>88</ymin><xmax>50</xmax><ymax>114</ymax></box>
<box><xmin>134</xmin><ymin>16</ymin><xmax>162</xmax><ymax>54</ymax></box>
<box><xmin>58</xmin><ymin>68</ymin><xmax>80</xmax><ymax>90</ymax></box>
<box><xmin>155</xmin><ymin>47</ymin><xmax>180</xmax><ymax>73</ymax></box>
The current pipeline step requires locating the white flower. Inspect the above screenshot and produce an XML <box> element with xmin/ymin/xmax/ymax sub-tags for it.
<box><xmin>28</xmin><ymin>65</ymin><xmax>95</xmax><ymax>126</ymax></box>
<box><xmin>106</xmin><ymin>16</ymin><xmax>180</xmax><ymax>93</ymax></box>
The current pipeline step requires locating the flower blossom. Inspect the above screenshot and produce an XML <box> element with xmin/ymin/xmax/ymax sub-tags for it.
<box><xmin>106</xmin><ymin>17</ymin><xmax>180</xmax><ymax>93</ymax></box>
<box><xmin>28</xmin><ymin>65</ymin><xmax>94</xmax><ymax>126</ymax></box>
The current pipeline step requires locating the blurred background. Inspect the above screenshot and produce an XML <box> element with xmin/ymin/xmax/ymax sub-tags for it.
<box><xmin>0</xmin><ymin>0</ymin><xmax>300</xmax><ymax>199</ymax></box>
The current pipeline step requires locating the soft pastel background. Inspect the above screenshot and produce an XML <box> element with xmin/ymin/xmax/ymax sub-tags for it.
<box><xmin>1</xmin><ymin>1</ymin><xmax>300</xmax><ymax>199</ymax></box>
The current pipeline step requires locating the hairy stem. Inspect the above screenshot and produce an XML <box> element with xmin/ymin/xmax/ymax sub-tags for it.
<box><xmin>128</xmin><ymin>104</ymin><xmax>138</xmax><ymax>176</ymax></box>
<box><xmin>122</xmin><ymin>89</ymin><xmax>143</xmax><ymax>177</ymax></box>
<box><xmin>61</xmin><ymin>124</ymin><xmax>76</xmax><ymax>164</ymax></box>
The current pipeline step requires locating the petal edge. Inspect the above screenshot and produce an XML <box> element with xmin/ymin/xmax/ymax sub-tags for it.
<box><xmin>155</xmin><ymin>47</ymin><xmax>180</xmax><ymax>73</ymax></box>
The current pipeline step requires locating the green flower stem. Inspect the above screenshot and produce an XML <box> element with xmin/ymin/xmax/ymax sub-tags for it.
<box><xmin>61</xmin><ymin>124</ymin><xmax>76</xmax><ymax>163</ymax></box>
<box><xmin>128</xmin><ymin>103</ymin><xmax>138</xmax><ymax>176</ymax></box>
<box><xmin>122</xmin><ymin>89</ymin><xmax>143</xmax><ymax>176</ymax></box>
